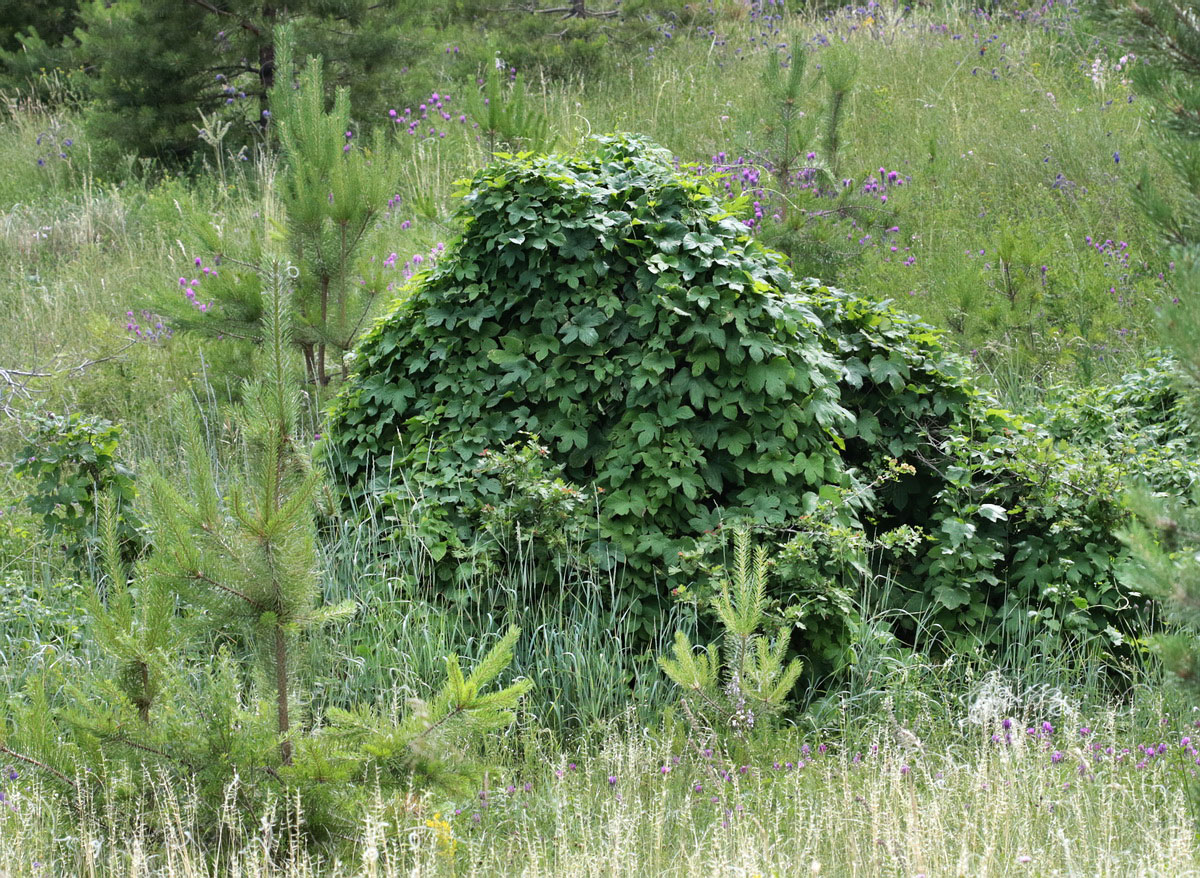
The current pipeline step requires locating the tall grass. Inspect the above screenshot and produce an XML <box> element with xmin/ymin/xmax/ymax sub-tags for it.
<box><xmin>0</xmin><ymin>1</ymin><xmax>1172</xmax><ymax>458</ymax></box>
<box><xmin>3</xmin><ymin>708</ymin><xmax>1198</xmax><ymax>876</ymax></box>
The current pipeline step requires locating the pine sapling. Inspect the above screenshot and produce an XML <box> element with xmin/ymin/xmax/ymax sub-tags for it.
<box><xmin>659</xmin><ymin>527</ymin><xmax>803</xmax><ymax>747</ymax></box>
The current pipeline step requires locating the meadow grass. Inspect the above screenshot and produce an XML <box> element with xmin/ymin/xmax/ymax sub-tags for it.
<box><xmin>0</xmin><ymin>2</ymin><xmax>1196</xmax><ymax>874</ymax></box>
<box><xmin>0</xmin><ymin>1</ymin><xmax>1173</xmax><ymax>457</ymax></box>
<box><xmin>3</xmin><ymin>703</ymin><xmax>1199</xmax><ymax>877</ymax></box>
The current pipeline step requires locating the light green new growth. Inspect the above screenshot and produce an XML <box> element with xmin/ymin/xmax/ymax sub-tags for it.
<box><xmin>145</xmin><ymin>260</ymin><xmax>352</xmax><ymax>765</ymax></box>
<box><xmin>325</xmin><ymin>625</ymin><xmax>532</xmax><ymax>789</ymax></box>
<box><xmin>466</xmin><ymin>63</ymin><xmax>556</xmax><ymax>156</ymax></box>
<box><xmin>268</xmin><ymin>28</ymin><xmax>405</xmax><ymax>385</ymax></box>
<box><xmin>659</xmin><ymin>527</ymin><xmax>803</xmax><ymax>738</ymax></box>
<box><xmin>84</xmin><ymin>494</ymin><xmax>178</xmax><ymax>725</ymax></box>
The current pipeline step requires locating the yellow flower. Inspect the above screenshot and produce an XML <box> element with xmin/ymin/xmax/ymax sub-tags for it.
<box><xmin>424</xmin><ymin>812</ymin><xmax>458</xmax><ymax>861</ymax></box>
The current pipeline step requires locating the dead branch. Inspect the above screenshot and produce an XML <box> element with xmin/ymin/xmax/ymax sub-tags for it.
<box><xmin>0</xmin><ymin>340</ymin><xmax>139</xmax><ymax>419</ymax></box>
<box><xmin>496</xmin><ymin>3</ymin><xmax>619</xmax><ymax>16</ymax></box>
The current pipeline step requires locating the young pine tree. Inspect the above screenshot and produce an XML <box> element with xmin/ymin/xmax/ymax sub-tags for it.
<box><xmin>3</xmin><ymin>262</ymin><xmax>531</xmax><ymax>835</ymax></box>
<box><xmin>145</xmin><ymin>259</ymin><xmax>346</xmax><ymax>765</ymax></box>
<box><xmin>173</xmin><ymin>35</ymin><xmax>404</xmax><ymax>387</ymax></box>
<box><xmin>1098</xmin><ymin>0</ymin><xmax>1200</xmax><ymax>688</ymax></box>
<box><xmin>659</xmin><ymin>527</ymin><xmax>804</xmax><ymax>747</ymax></box>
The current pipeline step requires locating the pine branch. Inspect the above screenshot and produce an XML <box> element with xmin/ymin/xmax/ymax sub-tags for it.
<box><xmin>0</xmin><ymin>744</ymin><xmax>79</xmax><ymax>792</ymax></box>
<box><xmin>180</xmin><ymin>0</ymin><xmax>264</xmax><ymax>36</ymax></box>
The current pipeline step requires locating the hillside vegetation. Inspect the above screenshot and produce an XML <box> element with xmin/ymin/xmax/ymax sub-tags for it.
<box><xmin>1</xmin><ymin>1</ymin><xmax>1199</xmax><ymax>875</ymax></box>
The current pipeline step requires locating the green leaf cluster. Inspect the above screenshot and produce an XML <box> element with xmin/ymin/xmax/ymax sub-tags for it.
<box><xmin>808</xmin><ymin>283</ymin><xmax>1149</xmax><ymax>654</ymax></box>
<box><xmin>13</xmin><ymin>411</ymin><xmax>142</xmax><ymax>564</ymax></box>
<box><xmin>326</xmin><ymin>134</ymin><xmax>850</xmax><ymax>629</ymax></box>
<box><xmin>327</xmin><ymin>135</ymin><xmax>1151</xmax><ymax>659</ymax></box>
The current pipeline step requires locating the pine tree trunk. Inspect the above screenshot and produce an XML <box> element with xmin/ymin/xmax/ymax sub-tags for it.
<box><xmin>318</xmin><ymin>274</ymin><xmax>329</xmax><ymax>385</ymax></box>
<box><xmin>259</xmin><ymin>3</ymin><xmax>276</xmax><ymax>125</ymax></box>
<box><xmin>301</xmin><ymin>343</ymin><xmax>317</xmax><ymax>386</ymax></box>
<box><xmin>275</xmin><ymin>625</ymin><xmax>292</xmax><ymax>765</ymax></box>
<box><xmin>139</xmin><ymin>663</ymin><xmax>151</xmax><ymax>724</ymax></box>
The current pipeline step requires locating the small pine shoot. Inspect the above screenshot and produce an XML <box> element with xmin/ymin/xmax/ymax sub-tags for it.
<box><xmin>659</xmin><ymin>527</ymin><xmax>803</xmax><ymax>743</ymax></box>
<box><xmin>325</xmin><ymin>626</ymin><xmax>532</xmax><ymax>792</ymax></box>
<box><xmin>466</xmin><ymin>62</ymin><xmax>557</xmax><ymax>157</ymax></box>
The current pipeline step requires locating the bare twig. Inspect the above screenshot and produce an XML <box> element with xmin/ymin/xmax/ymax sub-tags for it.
<box><xmin>181</xmin><ymin>0</ymin><xmax>264</xmax><ymax>36</ymax></box>
<box><xmin>496</xmin><ymin>3</ymin><xmax>619</xmax><ymax>16</ymax></box>
<box><xmin>1</xmin><ymin>340</ymin><xmax>139</xmax><ymax>418</ymax></box>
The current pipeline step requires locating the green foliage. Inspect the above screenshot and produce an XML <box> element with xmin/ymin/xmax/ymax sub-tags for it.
<box><xmin>326</xmin><ymin>134</ymin><xmax>850</xmax><ymax>633</ymax></box>
<box><xmin>13</xmin><ymin>411</ymin><xmax>142</xmax><ymax>563</ymax></box>
<box><xmin>74</xmin><ymin>0</ymin><xmax>406</xmax><ymax>164</ymax></box>
<box><xmin>327</xmin><ymin>134</ymin><xmax>1149</xmax><ymax>656</ymax></box>
<box><xmin>143</xmin><ymin>261</ymin><xmax>338</xmax><ymax>766</ymax></box>
<box><xmin>0</xmin><ymin>0</ymin><xmax>78</xmax><ymax>54</ymax></box>
<box><xmin>0</xmin><ymin>1</ymin><xmax>81</xmax><ymax>100</ymax></box>
<box><xmin>159</xmin><ymin>38</ymin><xmax>405</xmax><ymax>386</ymax></box>
<box><xmin>1035</xmin><ymin>356</ymin><xmax>1200</xmax><ymax>494</ymax></box>
<box><xmin>432</xmin><ymin>1</ymin><xmax>657</xmax><ymax>82</ymax></box>
<box><xmin>75</xmin><ymin>0</ymin><xmax>226</xmax><ymax>164</ymax></box>
<box><xmin>807</xmin><ymin>282</ymin><xmax>1143</xmax><ymax>653</ymax></box>
<box><xmin>659</xmin><ymin>527</ymin><xmax>803</xmax><ymax>744</ymax></box>
<box><xmin>0</xmin><ymin>262</ymin><xmax>531</xmax><ymax>840</ymax></box>
<box><xmin>1093</xmin><ymin>0</ymin><xmax>1200</xmax><ymax>250</ymax></box>
<box><xmin>1092</xmin><ymin>0</ymin><xmax>1200</xmax><ymax>694</ymax></box>
<box><xmin>323</xmin><ymin>625</ymin><xmax>532</xmax><ymax>792</ymax></box>
<box><xmin>475</xmin><ymin>434</ymin><xmax>597</xmax><ymax>568</ymax></box>
<box><xmin>466</xmin><ymin>64</ymin><xmax>557</xmax><ymax>156</ymax></box>
<box><xmin>820</xmin><ymin>47</ymin><xmax>858</xmax><ymax>174</ymax></box>
<box><xmin>670</xmin><ymin>460</ymin><xmax>924</xmax><ymax>678</ymax></box>
<box><xmin>268</xmin><ymin>39</ymin><xmax>406</xmax><ymax>385</ymax></box>
<box><xmin>731</xmin><ymin>45</ymin><xmax>893</xmax><ymax>283</ymax></box>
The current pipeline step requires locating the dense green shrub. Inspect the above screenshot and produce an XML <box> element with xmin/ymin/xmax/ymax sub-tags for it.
<box><xmin>326</xmin><ymin>134</ymin><xmax>849</xmax><ymax>630</ymax></box>
<box><xmin>1034</xmin><ymin>357</ymin><xmax>1199</xmax><ymax>494</ymax></box>
<box><xmin>326</xmin><ymin>134</ymin><xmax>1149</xmax><ymax>657</ymax></box>
<box><xmin>806</xmin><ymin>284</ymin><xmax>1149</xmax><ymax>652</ymax></box>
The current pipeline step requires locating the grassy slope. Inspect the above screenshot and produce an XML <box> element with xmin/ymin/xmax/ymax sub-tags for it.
<box><xmin>0</xmin><ymin>2</ymin><xmax>1195</xmax><ymax>875</ymax></box>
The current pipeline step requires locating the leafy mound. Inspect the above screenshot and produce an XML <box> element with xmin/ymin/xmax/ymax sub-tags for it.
<box><xmin>326</xmin><ymin>135</ymin><xmax>847</xmax><ymax>606</ymax></box>
<box><xmin>326</xmin><ymin>135</ymin><xmax>1145</xmax><ymax>654</ymax></box>
<box><xmin>805</xmin><ymin>285</ymin><xmax>1145</xmax><ymax>652</ymax></box>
